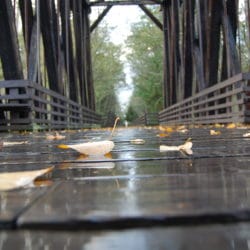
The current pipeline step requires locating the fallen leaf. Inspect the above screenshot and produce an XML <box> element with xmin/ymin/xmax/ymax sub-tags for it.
<box><xmin>156</xmin><ymin>133</ymin><xmax>169</xmax><ymax>137</ymax></box>
<box><xmin>34</xmin><ymin>179</ymin><xmax>53</xmax><ymax>187</ymax></box>
<box><xmin>243</xmin><ymin>132</ymin><xmax>250</xmax><ymax>137</ymax></box>
<box><xmin>3</xmin><ymin>141</ymin><xmax>28</xmax><ymax>146</ymax></box>
<box><xmin>0</xmin><ymin>167</ymin><xmax>53</xmax><ymax>191</ymax></box>
<box><xmin>159</xmin><ymin>126</ymin><xmax>174</xmax><ymax>133</ymax></box>
<box><xmin>58</xmin><ymin>117</ymin><xmax>119</xmax><ymax>156</ymax></box>
<box><xmin>160</xmin><ymin>139</ymin><xmax>193</xmax><ymax>155</ymax></box>
<box><xmin>226</xmin><ymin>123</ymin><xmax>236</xmax><ymax>129</ymax></box>
<box><xmin>176</xmin><ymin>125</ymin><xmax>186</xmax><ymax>130</ymax></box>
<box><xmin>130</xmin><ymin>139</ymin><xmax>145</xmax><ymax>144</ymax></box>
<box><xmin>215</xmin><ymin>123</ymin><xmax>224</xmax><ymax>128</ymax></box>
<box><xmin>177</xmin><ymin>128</ymin><xmax>188</xmax><ymax>134</ymax></box>
<box><xmin>210</xmin><ymin>130</ymin><xmax>221</xmax><ymax>135</ymax></box>
<box><xmin>58</xmin><ymin>140</ymin><xmax>115</xmax><ymax>155</ymax></box>
<box><xmin>46</xmin><ymin>132</ymin><xmax>66</xmax><ymax>140</ymax></box>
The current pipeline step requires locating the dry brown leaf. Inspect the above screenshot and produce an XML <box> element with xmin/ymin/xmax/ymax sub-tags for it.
<box><xmin>0</xmin><ymin>167</ymin><xmax>53</xmax><ymax>191</ymax></box>
<box><xmin>210</xmin><ymin>130</ymin><xmax>221</xmax><ymax>135</ymax></box>
<box><xmin>160</xmin><ymin>139</ymin><xmax>193</xmax><ymax>155</ymax></box>
<box><xmin>130</xmin><ymin>139</ymin><xmax>145</xmax><ymax>144</ymax></box>
<box><xmin>34</xmin><ymin>179</ymin><xmax>53</xmax><ymax>187</ymax></box>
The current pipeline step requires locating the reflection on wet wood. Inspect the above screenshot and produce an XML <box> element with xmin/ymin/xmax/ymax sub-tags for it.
<box><xmin>1</xmin><ymin>126</ymin><xmax>250</xmax><ymax>248</ymax></box>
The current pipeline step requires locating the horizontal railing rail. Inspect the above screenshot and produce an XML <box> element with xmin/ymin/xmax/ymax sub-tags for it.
<box><xmin>159</xmin><ymin>73</ymin><xmax>250</xmax><ymax>125</ymax></box>
<box><xmin>0</xmin><ymin>80</ymin><xmax>101</xmax><ymax>131</ymax></box>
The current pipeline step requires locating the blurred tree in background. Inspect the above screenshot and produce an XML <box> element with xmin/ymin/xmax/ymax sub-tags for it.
<box><xmin>126</xmin><ymin>7</ymin><xmax>163</xmax><ymax>118</ymax></box>
<box><xmin>91</xmin><ymin>23</ymin><xmax>125</xmax><ymax>116</ymax></box>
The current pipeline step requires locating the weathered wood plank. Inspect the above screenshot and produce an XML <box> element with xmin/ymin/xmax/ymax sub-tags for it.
<box><xmin>60</xmin><ymin>0</ymin><xmax>79</xmax><ymax>103</ymax></box>
<box><xmin>0</xmin><ymin>0</ymin><xmax>23</xmax><ymax>79</ymax></box>
<box><xmin>40</xmin><ymin>0</ymin><xmax>60</xmax><ymax>92</ymax></box>
<box><xmin>222</xmin><ymin>0</ymin><xmax>241</xmax><ymax>76</ymax></box>
<box><xmin>205</xmin><ymin>0</ymin><xmax>222</xmax><ymax>86</ymax></box>
<box><xmin>182</xmin><ymin>0</ymin><xmax>193</xmax><ymax>99</ymax></box>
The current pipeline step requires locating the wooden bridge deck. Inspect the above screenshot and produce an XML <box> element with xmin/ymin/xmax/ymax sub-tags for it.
<box><xmin>1</xmin><ymin>125</ymin><xmax>250</xmax><ymax>249</ymax></box>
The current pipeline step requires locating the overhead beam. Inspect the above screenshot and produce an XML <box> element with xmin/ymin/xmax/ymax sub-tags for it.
<box><xmin>90</xmin><ymin>0</ymin><xmax>161</xmax><ymax>6</ymax></box>
<box><xmin>138</xmin><ymin>4</ymin><xmax>163</xmax><ymax>30</ymax></box>
<box><xmin>90</xmin><ymin>6</ymin><xmax>112</xmax><ymax>32</ymax></box>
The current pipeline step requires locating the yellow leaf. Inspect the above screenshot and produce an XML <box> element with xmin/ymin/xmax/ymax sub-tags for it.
<box><xmin>0</xmin><ymin>167</ymin><xmax>53</xmax><ymax>191</ymax></box>
<box><xmin>226</xmin><ymin>123</ymin><xmax>236</xmax><ymax>129</ymax></box>
<box><xmin>215</xmin><ymin>123</ymin><xmax>224</xmax><ymax>128</ymax></box>
<box><xmin>210</xmin><ymin>130</ymin><xmax>221</xmax><ymax>135</ymax></box>
<box><xmin>159</xmin><ymin>126</ymin><xmax>174</xmax><ymax>133</ymax></box>
<box><xmin>58</xmin><ymin>144</ymin><xmax>70</xmax><ymax>149</ymax></box>
<box><xmin>157</xmin><ymin>133</ymin><xmax>169</xmax><ymax>137</ymax></box>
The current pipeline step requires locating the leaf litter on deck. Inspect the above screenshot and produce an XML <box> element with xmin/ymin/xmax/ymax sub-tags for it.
<box><xmin>0</xmin><ymin>166</ymin><xmax>53</xmax><ymax>191</ymax></box>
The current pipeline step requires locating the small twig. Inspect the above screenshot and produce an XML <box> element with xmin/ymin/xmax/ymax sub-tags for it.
<box><xmin>109</xmin><ymin>117</ymin><xmax>120</xmax><ymax>139</ymax></box>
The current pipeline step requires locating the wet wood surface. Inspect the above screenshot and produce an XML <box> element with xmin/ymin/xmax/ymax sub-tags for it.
<box><xmin>1</xmin><ymin>126</ymin><xmax>250</xmax><ymax>249</ymax></box>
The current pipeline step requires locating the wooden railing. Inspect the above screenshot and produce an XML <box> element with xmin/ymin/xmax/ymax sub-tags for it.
<box><xmin>0</xmin><ymin>80</ymin><xmax>101</xmax><ymax>131</ymax></box>
<box><xmin>159</xmin><ymin>73</ymin><xmax>250</xmax><ymax>125</ymax></box>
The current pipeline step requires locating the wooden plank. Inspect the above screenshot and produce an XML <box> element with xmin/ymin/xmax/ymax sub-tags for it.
<box><xmin>169</xmin><ymin>0</ymin><xmax>178</xmax><ymax>104</ymax></box>
<box><xmin>205</xmin><ymin>0</ymin><xmax>222</xmax><ymax>86</ymax></box>
<box><xmin>162</xmin><ymin>1</ymin><xmax>170</xmax><ymax>107</ymax></box>
<box><xmin>195</xmin><ymin>0</ymin><xmax>206</xmax><ymax>88</ymax></box>
<box><xmin>83</xmin><ymin>6</ymin><xmax>96</xmax><ymax>110</ymax></box>
<box><xmin>222</xmin><ymin>0</ymin><xmax>241</xmax><ymax>76</ymax></box>
<box><xmin>60</xmin><ymin>0</ymin><xmax>79</xmax><ymax>103</ymax></box>
<box><xmin>18</xmin><ymin>0</ymin><xmax>34</xmax><ymax>58</ymax></box>
<box><xmin>27</xmin><ymin>18</ymin><xmax>39</xmax><ymax>82</ymax></box>
<box><xmin>72</xmin><ymin>0</ymin><xmax>84</xmax><ymax>106</ymax></box>
<box><xmin>40</xmin><ymin>0</ymin><xmax>60</xmax><ymax>92</ymax></box>
<box><xmin>0</xmin><ymin>94</ymin><xmax>30</xmax><ymax>100</ymax></box>
<box><xmin>193</xmin><ymin>44</ymin><xmax>206</xmax><ymax>91</ymax></box>
<box><xmin>182</xmin><ymin>0</ymin><xmax>193</xmax><ymax>99</ymax></box>
<box><xmin>0</xmin><ymin>0</ymin><xmax>23</xmax><ymax>79</ymax></box>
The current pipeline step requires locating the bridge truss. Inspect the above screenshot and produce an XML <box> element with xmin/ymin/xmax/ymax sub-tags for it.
<box><xmin>0</xmin><ymin>0</ymin><xmax>249</xmax><ymax>130</ymax></box>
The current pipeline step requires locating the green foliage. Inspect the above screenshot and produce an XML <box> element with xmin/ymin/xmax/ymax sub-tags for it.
<box><xmin>125</xmin><ymin>105</ymin><xmax>138</xmax><ymax>122</ymax></box>
<box><xmin>238</xmin><ymin>5</ymin><xmax>250</xmax><ymax>72</ymax></box>
<box><xmin>126</xmin><ymin>7</ymin><xmax>163</xmax><ymax>114</ymax></box>
<box><xmin>91</xmin><ymin>24</ymin><xmax>125</xmax><ymax>116</ymax></box>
